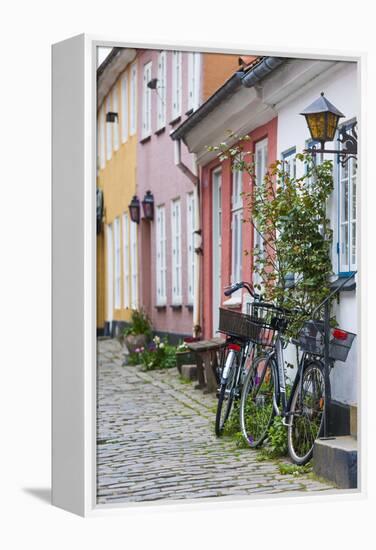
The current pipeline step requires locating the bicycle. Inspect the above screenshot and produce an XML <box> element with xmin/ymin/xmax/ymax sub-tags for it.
<box><xmin>239</xmin><ymin>274</ymin><xmax>356</xmax><ymax>464</ymax></box>
<box><xmin>214</xmin><ymin>281</ymin><xmax>261</xmax><ymax>437</ymax></box>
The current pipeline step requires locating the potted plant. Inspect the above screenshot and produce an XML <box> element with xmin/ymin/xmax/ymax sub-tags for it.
<box><xmin>122</xmin><ymin>309</ymin><xmax>152</xmax><ymax>353</ymax></box>
<box><xmin>175</xmin><ymin>338</ymin><xmax>199</xmax><ymax>374</ymax></box>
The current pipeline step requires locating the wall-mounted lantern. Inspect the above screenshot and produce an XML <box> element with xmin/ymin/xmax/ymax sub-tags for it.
<box><xmin>106</xmin><ymin>111</ymin><xmax>119</xmax><ymax>123</ymax></box>
<box><xmin>96</xmin><ymin>188</ymin><xmax>103</xmax><ymax>235</ymax></box>
<box><xmin>128</xmin><ymin>195</ymin><xmax>141</xmax><ymax>224</ymax></box>
<box><xmin>142</xmin><ymin>190</ymin><xmax>154</xmax><ymax>221</ymax></box>
<box><xmin>301</xmin><ymin>92</ymin><xmax>357</xmax><ymax>166</ymax></box>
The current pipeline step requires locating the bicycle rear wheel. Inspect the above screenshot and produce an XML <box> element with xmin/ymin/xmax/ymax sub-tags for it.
<box><xmin>240</xmin><ymin>354</ymin><xmax>276</xmax><ymax>448</ymax></box>
<box><xmin>287</xmin><ymin>360</ymin><xmax>326</xmax><ymax>465</ymax></box>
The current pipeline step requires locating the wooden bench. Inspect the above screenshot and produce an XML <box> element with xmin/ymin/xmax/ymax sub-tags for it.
<box><xmin>185</xmin><ymin>338</ymin><xmax>226</xmax><ymax>393</ymax></box>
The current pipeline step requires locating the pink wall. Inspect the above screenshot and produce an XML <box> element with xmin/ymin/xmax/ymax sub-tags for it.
<box><xmin>201</xmin><ymin>117</ymin><xmax>278</xmax><ymax>338</ymax></box>
<box><xmin>137</xmin><ymin>50</ymin><xmax>196</xmax><ymax>337</ymax></box>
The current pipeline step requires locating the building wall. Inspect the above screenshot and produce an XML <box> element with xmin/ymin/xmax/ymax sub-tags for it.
<box><xmin>201</xmin><ymin>53</ymin><xmax>240</xmax><ymax>102</ymax></box>
<box><xmin>200</xmin><ymin>117</ymin><xmax>278</xmax><ymax>339</ymax></box>
<box><xmin>136</xmin><ymin>49</ymin><xmax>238</xmax><ymax>339</ymax></box>
<box><xmin>97</xmin><ymin>63</ymin><xmax>138</xmax><ymax>331</ymax></box>
<box><xmin>276</xmin><ymin>61</ymin><xmax>358</xmax><ymax>405</ymax></box>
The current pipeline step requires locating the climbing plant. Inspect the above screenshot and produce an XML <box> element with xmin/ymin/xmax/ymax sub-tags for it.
<box><xmin>208</xmin><ymin>133</ymin><xmax>335</xmax><ymax>337</ymax></box>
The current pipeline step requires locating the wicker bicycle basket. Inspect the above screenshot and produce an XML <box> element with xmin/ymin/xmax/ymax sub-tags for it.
<box><xmin>218</xmin><ymin>303</ymin><xmax>288</xmax><ymax>346</ymax></box>
<box><xmin>298</xmin><ymin>320</ymin><xmax>356</xmax><ymax>362</ymax></box>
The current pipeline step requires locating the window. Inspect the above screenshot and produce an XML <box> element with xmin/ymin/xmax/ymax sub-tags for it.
<box><xmin>105</xmin><ymin>95</ymin><xmax>112</xmax><ymax>160</ymax></box>
<box><xmin>130</xmin><ymin>63</ymin><xmax>137</xmax><ymax>136</ymax></box>
<box><xmin>254</xmin><ymin>139</ymin><xmax>268</xmax><ymax>284</ymax></box>
<box><xmin>99</xmin><ymin>107</ymin><xmax>105</xmax><ymax>169</ymax></box>
<box><xmin>338</xmin><ymin>122</ymin><xmax>357</xmax><ymax>273</ymax></box>
<box><xmin>282</xmin><ymin>147</ymin><xmax>296</xmax><ymax>180</ymax></box>
<box><xmin>156</xmin><ymin>205</ymin><xmax>167</xmax><ymax>305</ymax></box>
<box><xmin>171</xmin><ymin>199</ymin><xmax>182</xmax><ymax>304</ymax></box>
<box><xmin>231</xmin><ymin>168</ymin><xmax>243</xmax><ymax>285</ymax></box>
<box><xmin>113</xmin><ymin>217</ymin><xmax>121</xmax><ymax>309</ymax></box>
<box><xmin>187</xmin><ymin>193</ymin><xmax>195</xmax><ymax>304</ymax></box>
<box><xmin>187</xmin><ymin>52</ymin><xmax>200</xmax><ymax>112</ymax></box>
<box><xmin>171</xmin><ymin>51</ymin><xmax>182</xmax><ymax>120</ymax></box>
<box><xmin>122</xmin><ymin>213</ymin><xmax>130</xmax><ymax>308</ymax></box>
<box><xmin>142</xmin><ymin>61</ymin><xmax>152</xmax><ymax>138</ymax></box>
<box><xmin>157</xmin><ymin>51</ymin><xmax>166</xmax><ymax>129</ymax></box>
<box><xmin>121</xmin><ymin>74</ymin><xmax>128</xmax><ymax>143</ymax></box>
<box><xmin>112</xmin><ymin>86</ymin><xmax>119</xmax><ymax>151</ymax></box>
<box><xmin>130</xmin><ymin>221</ymin><xmax>138</xmax><ymax>308</ymax></box>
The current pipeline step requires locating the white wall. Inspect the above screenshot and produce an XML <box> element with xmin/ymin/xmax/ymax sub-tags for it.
<box><xmin>276</xmin><ymin>61</ymin><xmax>359</xmax><ymax>405</ymax></box>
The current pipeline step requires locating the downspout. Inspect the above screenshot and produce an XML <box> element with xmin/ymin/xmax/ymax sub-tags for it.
<box><xmin>174</xmin><ymin>139</ymin><xmax>201</xmax><ymax>338</ymax></box>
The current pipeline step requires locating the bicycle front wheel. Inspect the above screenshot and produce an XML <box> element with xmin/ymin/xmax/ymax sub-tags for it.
<box><xmin>287</xmin><ymin>360</ymin><xmax>326</xmax><ymax>465</ymax></box>
<box><xmin>215</xmin><ymin>350</ymin><xmax>238</xmax><ymax>436</ymax></box>
<box><xmin>240</xmin><ymin>354</ymin><xmax>276</xmax><ymax>448</ymax></box>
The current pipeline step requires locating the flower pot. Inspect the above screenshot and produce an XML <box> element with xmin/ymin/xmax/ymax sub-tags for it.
<box><xmin>123</xmin><ymin>334</ymin><xmax>148</xmax><ymax>354</ymax></box>
<box><xmin>175</xmin><ymin>350</ymin><xmax>197</xmax><ymax>374</ymax></box>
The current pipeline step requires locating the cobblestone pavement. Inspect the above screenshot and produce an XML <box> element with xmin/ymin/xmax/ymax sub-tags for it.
<box><xmin>97</xmin><ymin>338</ymin><xmax>335</xmax><ymax>504</ymax></box>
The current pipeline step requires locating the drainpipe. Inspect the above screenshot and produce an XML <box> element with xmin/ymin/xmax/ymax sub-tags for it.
<box><xmin>174</xmin><ymin>139</ymin><xmax>202</xmax><ymax>338</ymax></box>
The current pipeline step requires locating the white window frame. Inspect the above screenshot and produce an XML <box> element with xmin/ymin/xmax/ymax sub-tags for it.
<box><xmin>282</xmin><ymin>147</ymin><xmax>296</xmax><ymax>181</ymax></box>
<box><xmin>186</xmin><ymin>193</ymin><xmax>195</xmax><ymax>305</ymax></box>
<box><xmin>121</xmin><ymin>73</ymin><xmax>128</xmax><ymax>143</ymax></box>
<box><xmin>171</xmin><ymin>199</ymin><xmax>182</xmax><ymax>304</ymax></box>
<box><xmin>130</xmin><ymin>221</ymin><xmax>138</xmax><ymax>309</ymax></box>
<box><xmin>338</xmin><ymin>122</ymin><xmax>357</xmax><ymax>274</ymax></box>
<box><xmin>157</xmin><ymin>51</ymin><xmax>167</xmax><ymax>130</ymax></box>
<box><xmin>231</xmin><ymin>168</ymin><xmax>243</xmax><ymax>286</ymax></box>
<box><xmin>112</xmin><ymin>86</ymin><xmax>119</xmax><ymax>152</ymax></box>
<box><xmin>187</xmin><ymin>52</ymin><xmax>200</xmax><ymax>112</ymax></box>
<box><xmin>113</xmin><ymin>217</ymin><xmax>121</xmax><ymax>309</ymax></box>
<box><xmin>130</xmin><ymin>63</ymin><xmax>137</xmax><ymax>136</ymax></box>
<box><xmin>156</xmin><ymin>205</ymin><xmax>167</xmax><ymax>305</ymax></box>
<box><xmin>122</xmin><ymin>213</ymin><xmax>130</xmax><ymax>308</ymax></box>
<box><xmin>142</xmin><ymin>61</ymin><xmax>152</xmax><ymax>138</ymax></box>
<box><xmin>99</xmin><ymin>107</ymin><xmax>105</xmax><ymax>169</ymax></box>
<box><xmin>105</xmin><ymin>95</ymin><xmax>112</xmax><ymax>161</ymax></box>
<box><xmin>171</xmin><ymin>51</ymin><xmax>182</xmax><ymax>120</ymax></box>
<box><xmin>254</xmin><ymin>138</ymin><xmax>268</xmax><ymax>285</ymax></box>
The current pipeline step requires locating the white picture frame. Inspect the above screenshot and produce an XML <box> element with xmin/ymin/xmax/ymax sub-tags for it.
<box><xmin>52</xmin><ymin>34</ymin><xmax>366</xmax><ymax>517</ymax></box>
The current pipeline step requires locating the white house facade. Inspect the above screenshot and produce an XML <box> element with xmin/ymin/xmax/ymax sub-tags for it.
<box><xmin>275</xmin><ymin>60</ymin><xmax>359</xmax><ymax>411</ymax></box>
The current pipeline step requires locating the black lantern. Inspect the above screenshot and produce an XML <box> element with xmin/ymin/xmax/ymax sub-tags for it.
<box><xmin>301</xmin><ymin>92</ymin><xmax>357</xmax><ymax>167</ymax></box>
<box><xmin>142</xmin><ymin>190</ymin><xmax>154</xmax><ymax>221</ymax></box>
<box><xmin>106</xmin><ymin>111</ymin><xmax>119</xmax><ymax>123</ymax></box>
<box><xmin>301</xmin><ymin>92</ymin><xmax>345</xmax><ymax>148</ymax></box>
<box><xmin>128</xmin><ymin>195</ymin><xmax>140</xmax><ymax>224</ymax></box>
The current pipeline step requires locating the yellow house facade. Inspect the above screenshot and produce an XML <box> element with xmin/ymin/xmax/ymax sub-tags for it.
<box><xmin>97</xmin><ymin>49</ymin><xmax>139</xmax><ymax>335</ymax></box>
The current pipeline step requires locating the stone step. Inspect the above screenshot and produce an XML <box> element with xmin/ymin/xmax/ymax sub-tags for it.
<box><xmin>313</xmin><ymin>435</ymin><xmax>358</xmax><ymax>489</ymax></box>
<box><xmin>180</xmin><ymin>364</ymin><xmax>198</xmax><ymax>381</ymax></box>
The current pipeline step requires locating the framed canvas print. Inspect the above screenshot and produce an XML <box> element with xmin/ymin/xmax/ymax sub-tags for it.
<box><xmin>52</xmin><ymin>34</ymin><xmax>364</xmax><ymax>517</ymax></box>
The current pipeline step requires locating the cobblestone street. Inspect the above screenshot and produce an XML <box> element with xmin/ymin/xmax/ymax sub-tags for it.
<box><xmin>97</xmin><ymin>339</ymin><xmax>335</xmax><ymax>504</ymax></box>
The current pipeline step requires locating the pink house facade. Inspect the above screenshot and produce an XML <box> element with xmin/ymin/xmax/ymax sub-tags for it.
<box><xmin>136</xmin><ymin>49</ymin><xmax>238</xmax><ymax>341</ymax></box>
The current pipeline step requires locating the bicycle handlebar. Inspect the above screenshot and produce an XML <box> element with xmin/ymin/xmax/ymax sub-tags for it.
<box><xmin>223</xmin><ymin>281</ymin><xmax>257</xmax><ymax>298</ymax></box>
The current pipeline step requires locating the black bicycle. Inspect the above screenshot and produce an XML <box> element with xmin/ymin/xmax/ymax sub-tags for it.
<box><xmin>239</xmin><ymin>274</ymin><xmax>356</xmax><ymax>464</ymax></box>
<box><xmin>215</xmin><ymin>281</ymin><xmax>261</xmax><ymax>436</ymax></box>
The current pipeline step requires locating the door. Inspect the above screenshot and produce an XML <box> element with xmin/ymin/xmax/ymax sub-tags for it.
<box><xmin>105</xmin><ymin>223</ymin><xmax>114</xmax><ymax>330</ymax></box>
<box><xmin>212</xmin><ymin>168</ymin><xmax>222</xmax><ymax>335</ymax></box>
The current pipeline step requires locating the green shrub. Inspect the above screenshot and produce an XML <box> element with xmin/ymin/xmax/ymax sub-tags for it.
<box><xmin>123</xmin><ymin>309</ymin><xmax>152</xmax><ymax>337</ymax></box>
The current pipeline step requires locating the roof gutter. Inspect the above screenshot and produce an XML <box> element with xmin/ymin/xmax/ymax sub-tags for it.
<box><xmin>240</xmin><ymin>56</ymin><xmax>285</xmax><ymax>87</ymax></box>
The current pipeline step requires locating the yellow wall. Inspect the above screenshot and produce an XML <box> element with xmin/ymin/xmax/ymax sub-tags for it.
<box><xmin>97</xmin><ymin>64</ymin><xmax>137</xmax><ymax>329</ymax></box>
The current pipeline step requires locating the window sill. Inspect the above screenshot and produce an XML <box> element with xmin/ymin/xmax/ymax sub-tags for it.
<box><xmin>185</xmin><ymin>108</ymin><xmax>193</xmax><ymax>116</ymax></box>
<box><xmin>155</xmin><ymin>126</ymin><xmax>165</xmax><ymax>136</ymax></box>
<box><xmin>155</xmin><ymin>304</ymin><xmax>167</xmax><ymax>310</ymax></box>
<box><xmin>185</xmin><ymin>304</ymin><xmax>194</xmax><ymax>310</ymax></box>
<box><xmin>140</xmin><ymin>134</ymin><xmax>151</xmax><ymax>144</ymax></box>
<box><xmin>169</xmin><ymin>116</ymin><xmax>181</xmax><ymax>126</ymax></box>
<box><xmin>170</xmin><ymin>303</ymin><xmax>182</xmax><ymax>310</ymax></box>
